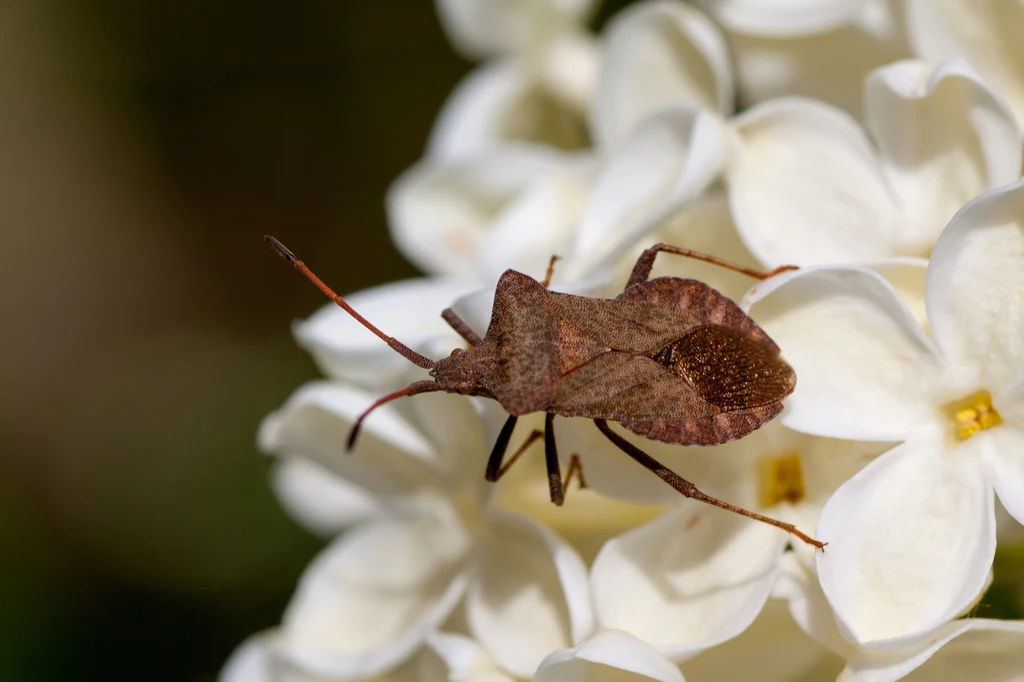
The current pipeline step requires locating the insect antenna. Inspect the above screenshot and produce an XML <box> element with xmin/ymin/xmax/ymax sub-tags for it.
<box><xmin>266</xmin><ymin>235</ymin><xmax>435</xmax><ymax>370</ymax></box>
<box><xmin>346</xmin><ymin>380</ymin><xmax>442</xmax><ymax>451</ymax></box>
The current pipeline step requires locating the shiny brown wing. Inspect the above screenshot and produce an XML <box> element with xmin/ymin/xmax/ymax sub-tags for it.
<box><xmin>652</xmin><ymin>324</ymin><xmax>795</xmax><ymax>411</ymax></box>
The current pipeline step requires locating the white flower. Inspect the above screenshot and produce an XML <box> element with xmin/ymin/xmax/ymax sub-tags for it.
<box><xmin>729</xmin><ymin>58</ymin><xmax>1022</xmax><ymax>266</ymax></box>
<box><xmin>586</xmin><ymin>3</ymin><xmax>1021</xmax><ymax>271</ymax></box>
<box><xmin>695</xmin><ymin>0</ymin><xmax>911</xmax><ymax>114</ymax></box>
<box><xmin>220</xmin><ymin>631</ymin><xmax>411</xmax><ymax>682</ymax></box>
<box><xmin>580</xmin><ymin>419</ymin><xmax>884</xmax><ymax>661</ymax></box>
<box><xmin>680</xmin><ymin>593</ymin><xmax>844</xmax><ymax>682</ymax></box>
<box><xmin>435</xmin><ymin>0</ymin><xmax>597</xmax><ymax>61</ymax></box>
<box><xmin>907</xmin><ymin>0</ymin><xmax>1024</xmax><ymax>130</ymax></box>
<box><xmin>261</xmin><ymin>382</ymin><xmax>593</xmax><ymax>679</ymax></box>
<box><xmin>532</xmin><ymin>630</ymin><xmax>685</xmax><ymax>682</ymax></box>
<box><xmin>387</xmin><ymin>145</ymin><xmax>594</xmax><ymax>282</ymax></box>
<box><xmin>744</xmin><ymin>180</ymin><xmax>1024</xmax><ymax>649</ymax></box>
<box><xmin>393</xmin><ymin>105</ymin><xmax>730</xmax><ymax>289</ymax></box>
<box><xmin>590</xmin><ymin>0</ymin><xmax>733</xmax><ymax>150</ymax></box>
<box><xmin>775</xmin><ymin>555</ymin><xmax>1024</xmax><ymax>682</ymax></box>
<box><xmin>419</xmin><ymin>632</ymin><xmax>517</xmax><ymax>682</ymax></box>
<box><xmin>429</xmin><ymin>0</ymin><xmax>600</xmax><ymax>160</ymax></box>
<box><xmin>427</xmin><ymin>56</ymin><xmax>595</xmax><ymax>161</ymax></box>
<box><xmin>560</xmin><ymin>108</ymin><xmax>729</xmax><ymax>280</ymax></box>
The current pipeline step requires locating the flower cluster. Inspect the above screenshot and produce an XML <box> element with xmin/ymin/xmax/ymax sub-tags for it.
<box><xmin>224</xmin><ymin>1</ymin><xmax>1024</xmax><ymax>681</ymax></box>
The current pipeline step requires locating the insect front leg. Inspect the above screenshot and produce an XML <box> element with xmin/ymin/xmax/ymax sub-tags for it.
<box><xmin>485</xmin><ymin>415</ymin><xmax>544</xmax><ymax>482</ymax></box>
<box><xmin>441</xmin><ymin>308</ymin><xmax>483</xmax><ymax>346</ymax></box>
<box><xmin>625</xmin><ymin>243</ymin><xmax>798</xmax><ymax>290</ymax></box>
<box><xmin>593</xmin><ymin>419</ymin><xmax>825</xmax><ymax>550</ymax></box>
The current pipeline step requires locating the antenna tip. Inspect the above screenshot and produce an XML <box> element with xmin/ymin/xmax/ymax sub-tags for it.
<box><xmin>265</xmin><ymin>235</ymin><xmax>296</xmax><ymax>263</ymax></box>
<box><xmin>346</xmin><ymin>424</ymin><xmax>361</xmax><ymax>452</ymax></box>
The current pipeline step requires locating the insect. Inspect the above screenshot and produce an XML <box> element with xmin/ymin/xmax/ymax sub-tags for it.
<box><xmin>266</xmin><ymin>236</ymin><xmax>823</xmax><ymax>549</ymax></box>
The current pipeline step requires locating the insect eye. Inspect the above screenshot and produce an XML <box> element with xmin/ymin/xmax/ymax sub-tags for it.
<box><xmin>449</xmin><ymin>348</ymin><xmax>463</xmax><ymax>357</ymax></box>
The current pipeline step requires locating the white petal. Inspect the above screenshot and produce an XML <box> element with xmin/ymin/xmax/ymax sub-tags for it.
<box><xmin>532</xmin><ymin>630</ymin><xmax>685</xmax><ymax>682</ymax></box>
<box><xmin>591</xmin><ymin>503</ymin><xmax>784</xmax><ymax>661</ymax></box>
<box><xmin>864</xmin><ymin>59</ymin><xmax>1022</xmax><ymax>255</ymax></box>
<box><xmin>681</xmin><ymin>598</ymin><xmax>842</xmax><ymax>682</ymax></box>
<box><xmin>725</xmin><ymin>16</ymin><xmax>910</xmax><ymax>116</ymax></box>
<box><xmin>279</xmin><ymin>496</ymin><xmax>471</xmax><ymax>678</ymax></box>
<box><xmin>842</xmin><ymin>618</ymin><xmax>1024</xmax><ymax>682</ymax></box>
<box><xmin>435</xmin><ymin>0</ymin><xmax>596</xmax><ymax>60</ymax></box>
<box><xmin>906</xmin><ymin>0</ymin><xmax>1024</xmax><ymax>130</ymax></box>
<box><xmin>387</xmin><ymin>147</ymin><xmax>591</xmax><ymax>281</ymax></box>
<box><xmin>467</xmin><ymin>511</ymin><xmax>593</xmax><ymax>678</ymax></box>
<box><xmin>816</xmin><ymin>432</ymin><xmax>996</xmax><ymax>647</ymax></box>
<box><xmin>591</xmin><ymin>1</ymin><xmax>732</xmax><ymax>149</ymax></box>
<box><xmin>565</xmin><ymin>108</ymin><xmax>727</xmax><ymax>278</ymax></box>
<box><xmin>427</xmin><ymin>60</ymin><xmax>590</xmax><ymax>162</ymax></box>
<box><xmin>729</xmin><ymin>98</ymin><xmax>900</xmax><ymax>266</ymax></box>
<box><xmin>420</xmin><ymin>632</ymin><xmax>516</xmax><ymax>682</ymax></box>
<box><xmin>696</xmin><ymin>0</ymin><xmax>865</xmax><ymax>36</ymax></box>
<box><xmin>221</xmin><ymin>632</ymin><xmax>380</xmax><ymax>682</ymax></box>
<box><xmin>259</xmin><ymin>382</ymin><xmax>441</xmax><ymax>497</ymax></box>
<box><xmin>772</xmin><ymin>553</ymin><xmax>856</xmax><ymax>659</ymax></box>
<box><xmin>406</xmin><ymin>388</ymin><xmax>490</xmax><ymax>485</ymax></box>
<box><xmin>744</xmin><ymin>266</ymin><xmax>940</xmax><ymax>441</ymax></box>
<box><xmin>981</xmin><ymin>426</ymin><xmax>1024</xmax><ymax>528</ymax></box>
<box><xmin>926</xmin><ymin>180</ymin><xmax>1024</xmax><ymax>390</ymax></box>
<box><xmin>221</xmin><ymin>632</ymin><xmax>277</xmax><ymax>682</ymax></box>
<box><xmin>295</xmin><ymin>278</ymin><xmax>472</xmax><ymax>387</ymax></box>
<box><xmin>861</xmin><ymin>258</ymin><xmax>929</xmax><ymax>330</ymax></box>
<box><xmin>271</xmin><ymin>458</ymin><xmax>381</xmax><ymax>535</ymax></box>
<box><xmin>537</xmin><ymin>31</ymin><xmax>601</xmax><ymax>113</ymax></box>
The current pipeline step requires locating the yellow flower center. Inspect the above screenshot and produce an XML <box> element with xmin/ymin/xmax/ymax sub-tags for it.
<box><xmin>946</xmin><ymin>390</ymin><xmax>1002</xmax><ymax>441</ymax></box>
<box><xmin>758</xmin><ymin>453</ymin><xmax>805</xmax><ymax>508</ymax></box>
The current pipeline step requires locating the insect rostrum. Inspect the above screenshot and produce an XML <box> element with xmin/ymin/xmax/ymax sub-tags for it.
<box><xmin>267</xmin><ymin>236</ymin><xmax>823</xmax><ymax>549</ymax></box>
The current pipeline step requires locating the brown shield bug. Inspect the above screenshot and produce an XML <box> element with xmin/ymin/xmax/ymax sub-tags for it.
<box><xmin>266</xmin><ymin>236</ymin><xmax>822</xmax><ymax>549</ymax></box>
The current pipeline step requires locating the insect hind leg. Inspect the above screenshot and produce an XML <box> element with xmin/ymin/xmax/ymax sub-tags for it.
<box><xmin>625</xmin><ymin>243</ymin><xmax>797</xmax><ymax>290</ymax></box>
<box><xmin>593</xmin><ymin>418</ymin><xmax>825</xmax><ymax>550</ymax></box>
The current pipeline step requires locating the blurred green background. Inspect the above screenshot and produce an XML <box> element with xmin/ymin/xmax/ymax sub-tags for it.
<box><xmin>0</xmin><ymin>2</ymin><xmax>470</xmax><ymax>680</ymax></box>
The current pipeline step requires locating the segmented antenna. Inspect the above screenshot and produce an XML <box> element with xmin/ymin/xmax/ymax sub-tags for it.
<box><xmin>266</xmin><ymin>236</ymin><xmax>435</xmax><ymax>369</ymax></box>
<box><xmin>346</xmin><ymin>380</ymin><xmax>441</xmax><ymax>451</ymax></box>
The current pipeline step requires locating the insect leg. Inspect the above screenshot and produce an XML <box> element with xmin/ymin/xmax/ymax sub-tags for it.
<box><xmin>593</xmin><ymin>419</ymin><xmax>825</xmax><ymax>550</ymax></box>
<box><xmin>544</xmin><ymin>412</ymin><xmax>566</xmax><ymax>506</ymax></box>
<box><xmin>541</xmin><ymin>255</ymin><xmax>560</xmax><ymax>289</ymax></box>
<box><xmin>625</xmin><ymin>243</ymin><xmax>798</xmax><ymax>290</ymax></box>
<box><xmin>441</xmin><ymin>308</ymin><xmax>483</xmax><ymax>346</ymax></box>
<box><xmin>563</xmin><ymin>454</ymin><xmax>587</xmax><ymax>491</ymax></box>
<box><xmin>486</xmin><ymin>415</ymin><xmax>546</xmax><ymax>482</ymax></box>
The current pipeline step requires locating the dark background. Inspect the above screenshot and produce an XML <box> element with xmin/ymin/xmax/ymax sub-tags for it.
<box><xmin>0</xmin><ymin>2</ymin><xmax>467</xmax><ymax>680</ymax></box>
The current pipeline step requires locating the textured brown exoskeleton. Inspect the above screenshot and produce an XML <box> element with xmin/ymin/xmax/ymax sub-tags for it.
<box><xmin>266</xmin><ymin>236</ymin><xmax>823</xmax><ymax>549</ymax></box>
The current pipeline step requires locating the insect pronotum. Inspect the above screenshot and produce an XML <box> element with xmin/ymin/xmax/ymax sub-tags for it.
<box><xmin>267</xmin><ymin>236</ymin><xmax>823</xmax><ymax>549</ymax></box>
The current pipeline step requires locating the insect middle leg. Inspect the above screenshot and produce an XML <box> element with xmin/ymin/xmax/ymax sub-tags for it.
<box><xmin>541</xmin><ymin>255</ymin><xmax>560</xmax><ymax>289</ymax></box>
<box><xmin>592</xmin><ymin>419</ymin><xmax>824</xmax><ymax>549</ymax></box>
<box><xmin>485</xmin><ymin>413</ymin><xmax>587</xmax><ymax>506</ymax></box>
<box><xmin>625</xmin><ymin>243</ymin><xmax>798</xmax><ymax>290</ymax></box>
